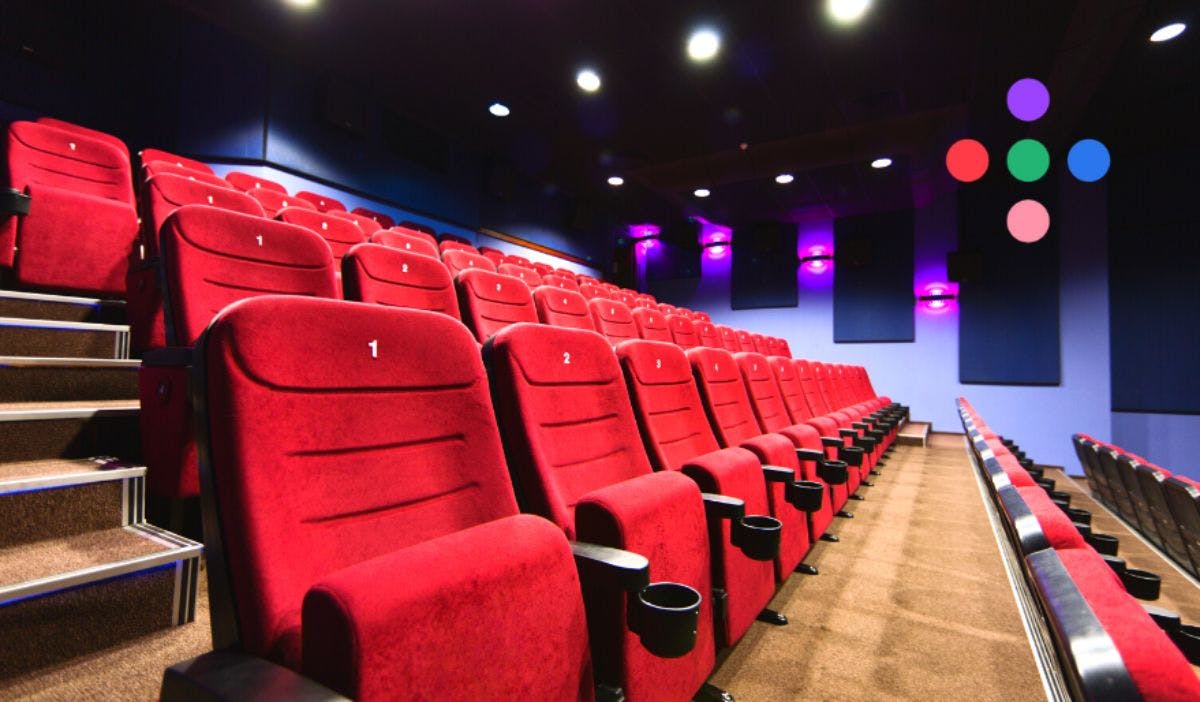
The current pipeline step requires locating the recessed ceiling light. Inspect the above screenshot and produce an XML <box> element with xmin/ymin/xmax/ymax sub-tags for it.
<box><xmin>488</xmin><ymin>102</ymin><xmax>510</xmax><ymax>117</ymax></box>
<box><xmin>693</xmin><ymin>188</ymin><xmax>711</xmax><ymax>198</ymax></box>
<box><xmin>607</xmin><ymin>176</ymin><xmax>624</xmax><ymax>186</ymax></box>
<box><xmin>775</xmin><ymin>173</ymin><xmax>795</xmax><ymax>184</ymax></box>
<box><xmin>1150</xmin><ymin>22</ymin><xmax>1186</xmax><ymax>42</ymax></box>
<box><xmin>576</xmin><ymin>68</ymin><xmax>602</xmax><ymax>93</ymax></box>
<box><xmin>827</xmin><ymin>0</ymin><xmax>872</xmax><ymax>24</ymax></box>
<box><xmin>687</xmin><ymin>28</ymin><xmax>721</xmax><ymax>62</ymax></box>
<box><xmin>871</xmin><ymin>157</ymin><xmax>893</xmax><ymax>169</ymax></box>
<box><xmin>283</xmin><ymin>0</ymin><xmax>318</xmax><ymax>9</ymax></box>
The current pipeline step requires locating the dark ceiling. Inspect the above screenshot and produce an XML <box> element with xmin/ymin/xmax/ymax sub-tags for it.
<box><xmin>172</xmin><ymin>0</ymin><xmax>1192</xmax><ymax>226</ymax></box>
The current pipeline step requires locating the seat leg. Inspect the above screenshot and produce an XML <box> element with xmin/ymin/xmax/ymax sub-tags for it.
<box><xmin>820</xmin><ymin>533</ymin><xmax>840</xmax><ymax>542</ymax></box>
<box><xmin>756</xmin><ymin>608</ymin><xmax>788</xmax><ymax>625</ymax></box>
<box><xmin>695</xmin><ymin>683</ymin><xmax>735</xmax><ymax>702</ymax></box>
<box><xmin>836</xmin><ymin>510</ymin><xmax>855</xmax><ymax>518</ymax></box>
<box><xmin>795</xmin><ymin>562</ymin><xmax>819</xmax><ymax>575</ymax></box>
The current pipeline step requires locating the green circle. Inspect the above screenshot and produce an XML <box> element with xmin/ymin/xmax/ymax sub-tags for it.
<box><xmin>1007</xmin><ymin>139</ymin><xmax>1049</xmax><ymax>182</ymax></box>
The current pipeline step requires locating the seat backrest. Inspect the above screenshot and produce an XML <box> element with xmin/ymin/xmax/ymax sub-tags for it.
<box><xmin>736</xmin><ymin>352</ymin><xmax>794</xmax><ymax>433</ymax></box>
<box><xmin>248</xmin><ymin>189</ymin><xmax>316</xmax><ymax>218</ymax></box>
<box><xmin>588</xmin><ymin>298</ymin><xmax>637</xmax><ymax>345</ymax></box>
<box><xmin>455</xmin><ymin>268</ymin><xmax>539</xmax><ymax>343</ymax></box>
<box><xmin>632</xmin><ymin>307</ymin><xmax>672</xmax><ymax>342</ymax></box>
<box><xmin>160</xmin><ymin>206</ymin><xmax>337</xmax><ymax>346</ymax></box>
<box><xmin>327</xmin><ymin>209</ymin><xmax>383</xmax><ymax>235</ymax></box>
<box><xmin>687</xmin><ymin>346</ymin><xmax>767</xmax><ymax>447</ymax></box>
<box><xmin>143</xmin><ymin>173</ymin><xmax>265</xmax><ymax>256</ymax></box>
<box><xmin>532</xmin><ymin>287</ymin><xmax>596</xmax><ymax>332</ymax></box>
<box><xmin>497</xmin><ymin>263</ymin><xmax>543</xmax><ymax>287</ymax></box>
<box><xmin>539</xmin><ymin>273</ymin><xmax>581</xmax><ymax>292</ymax></box>
<box><xmin>578</xmin><ymin>282</ymin><xmax>610</xmax><ymax>301</ymax></box>
<box><xmin>501</xmin><ymin>254</ymin><xmax>531</xmax><ymax>267</ymax></box>
<box><xmin>479</xmin><ymin>249</ymin><xmax>505</xmax><ymax>266</ymax></box>
<box><xmin>696</xmin><ymin>322</ymin><xmax>723</xmax><ymax>349</ymax></box>
<box><xmin>774</xmin><ymin>358</ymin><xmax>815</xmax><ymax>423</ymax></box>
<box><xmin>666</xmin><ymin>314</ymin><xmax>700</xmax><ymax>349</ymax></box>
<box><xmin>438</xmin><ymin>232</ymin><xmax>473</xmax><ymax>246</ymax></box>
<box><xmin>795</xmin><ymin>359</ymin><xmax>833</xmax><ymax>415</ymax></box>
<box><xmin>7</xmin><ymin>121</ymin><xmax>134</xmax><ymax>206</ymax></box>
<box><xmin>224</xmin><ymin>171</ymin><xmax>287</xmax><ymax>194</ymax></box>
<box><xmin>531</xmin><ymin>262</ymin><xmax>556</xmax><ymax>277</ymax></box>
<box><xmin>197</xmin><ymin>296</ymin><xmax>519</xmax><ymax>659</ymax></box>
<box><xmin>369</xmin><ymin>229</ymin><xmax>440</xmax><ymax>259</ymax></box>
<box><xmin>36</xmin><ymin>117</ymin><xmax>129</xmax><ymax>159</ymax></box>
<box><xmin>656</xmin><ymin>303</ymin><xmax>679</xmax><ymax>316</ymax></box>
<box><xmin>398</xmin><ymin>220</ymin><xmax>436</xmax><ymax>237</ymax></box>
<box><xmin>138</xmin><ymin>148</ymin><xmax>211</xmax><ymax>175</ymax></box>
<box><xmin>811</xmin><ymin>362</ymin><xmax>844</xmax><ymax>412</ymax></box>
<box><xmin>442</xmin><ymin>249</ymin><xmax>497</xmax><ymax>277</ymax></box>
<box><xmin>484</xmin><ymin>323</ymin><xmax>654</xmax><ymax>536</ymax></box>
<box><xmin>617</xmin><ymin>339</ymin><xmax>723</xmax><ymax>470</ymax></box>
<box><xmin>342</xmin><ymin>243</ymin><xmax>460</xmax><ymax>320</ymax></box>
<box><xmin>294</xmin><ymin>191</ymin><xmax>346</xmax><ymax>213</ymax></box>
<box><xmin>750</xmin><ymin>334</ymin><xmax>770</xmax><ymax>355</ymax></box>
<box><xmin>143</xmin><ymin>160</ymin><xmax>231</xmax><ymax>190</ymax></box>
<box><xmin>612</xmin><ymin>290</ymin><xmax>639</xmax><ymax>309</ymax></box>
<box><xmin>716</xmin><ymin>325</ymin><xmax>741</xmax><ymax>353</ymax></box>
<box><xmin>689</xmin><ymin>310</ymin><xmax>712</xmax><ymax>323</ymax></box>
<box><xmin>439</xmin><ymin>240</ymin><xmax>479</xmax><ymax>256</ymax></box>
<box><xmin>278</xmin><ymin>207</ymin><xmax>368</xmax><ymax>262</ymax></box>
<box><xmin>351</xmin><ymin>206</ymin><xmax>394</xmax><ymax>229</ymax></box>
<box><xmin>735</xmin><ymin>330</ymin><xmax>757</xmax><ymax>353</ymax></box>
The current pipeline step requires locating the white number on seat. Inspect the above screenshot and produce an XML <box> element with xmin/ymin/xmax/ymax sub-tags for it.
<box><xmin>207</xmin><ymin>195</ymin><xmax>214</xmax><ymax>204</ymax></box>
<box><xmin>282</xmin><ymin>200</ymin><xmax>289</xmax><ymax>207</ymax></box>
<box><xmin>401</xmin><ymin>263</ymin><xmax>409</xmax><ymax>273</ymax></box>
<box><xmin>563</xmin><ymin>352</ymin><xmax>571</xmax><ymax>365</ymax></box>
<box><xmin>368</xmin><ymin>339</ymin><xmax>378</xmax><ymax>358</ymax></box>
<box><xmin>255</xmin><ymin>235</ymin><xmax>263</xmax><ymax>246</ymax></box>
<box><xmin>496</xmin><ymin>283</ymin><xmax>502</xmax><ymax>292</ymax></box>
<box><xmin>321</xmin><ymin>222</ymin><xmax>329</xmax><ymax>230</ymax></box>
<box><xmin>656</xmin><ymin>358</ymin><xmax>662</xmax><ymax>369</ymax></box>
<box><xmin>68</xmin><ymin>142</ymin><xmax>76</xmax><ymax>151</ymax></box>
<box><xmin>714</xmin><ymin>363</ymin><xmax>720</xmax><ymax>373</ymax></box>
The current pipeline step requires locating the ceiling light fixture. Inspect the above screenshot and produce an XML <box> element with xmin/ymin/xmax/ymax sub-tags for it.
<box><xmin>1150</xmin><ymin>22</ymin><xmax>1186</xmax><ymax>42</ymax></box>
<box><xmin>871</xmin><ymin>157</ymin><xmax>893</xmax><ymax>169</ymax></box>
<box><xmin>576</xmin><ymin>68</ymin><xmax>602</xmax><ymax>93</ymax></box>
<box><xmin>607</xmin><ymin>176</ymin><xmax>624</xmax><ymax>186</ymax></box>
<box><xmin>488</xmin><ymin>102</ymin><xmax>510</xmax><ymax>117</ymax></box>
<box><xmin>827</xmin><ymin>0</ymin><xmax>872</xmax><ymax>24</ymax></box>
<box><xmin>283</xmin><ymin>0</ymin><xmax>318</xmax><ymax>9</ymax></box>
<box><xmin>775</xmin><ymin>173</ymin><xmax>795</xmax><ymax>184</ymax></box>
<box><xmin>687</xmin><ymin>28</ymin><xmax>721</xmax><ymax>62</ymax></box>
<box><xmin>693</xmin><ymin>188</ymin><xmax>711</xmax><ymax>198</ymax></box>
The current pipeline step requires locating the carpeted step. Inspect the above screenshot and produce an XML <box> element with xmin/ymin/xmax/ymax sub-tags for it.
<box><xmin>0</xmin><ymin>317</ymin><xmax>130</xmax><ymax>359</ymax></box>
<box><xmin>0</xmin><ymin>401</ymin><xmax>141</xmax><ymax>462</ymax></box>
<box><xmin>0</xmin><ymin>457</ymin><xmax>147</xmax><ymax>547</ymax></box>
<box><xmin>0</xmin><ymin>357</ymin><xmax>139</xmax><ymax>403</ymax></box>
<box><xmin>897</xmin><ymin>420</ymin><xmax>931</xmax><ymax>446</ymax></box>
<box><xmin>0</xmin><ymin>289</ymin><xmax>125</xmax><ymax>324</ymax></box>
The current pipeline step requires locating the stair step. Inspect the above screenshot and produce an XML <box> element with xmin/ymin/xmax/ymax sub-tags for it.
<box><xmin>0</xmin><ymin>457</ymin><xmax>144</xmax><ymax>495</ymax></box>
<box><xmin>0</xmin><ymin>357</ymin><xmax>139</xmax><ymax>403</ymax></box>
<box><xmin>897</xmin><ymin>421</ymin><xmax>931</xmax><ymax>447</ymax></box>
<box><xmin>0</xmin><ymin>401</ymin><xmax>140</xmax><ymax>462</ymax></box>
<box><xmin>0</xmin><ymin>289</ymin><xmax>126</xmax><ymax>324</ymax></box>
<box><xmin>0</xmin><ymin>317</ymin><xmax>130</xmax><ymax>359</ymax></box>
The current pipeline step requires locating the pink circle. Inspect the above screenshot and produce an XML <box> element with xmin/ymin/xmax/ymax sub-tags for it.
<box><xmin>1006</xmin><ymin>199</ymin><xmax>1050</xmax><ymax>243</ymax></box>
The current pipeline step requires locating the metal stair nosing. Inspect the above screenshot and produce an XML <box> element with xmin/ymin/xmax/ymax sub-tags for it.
<box><xmin>0</xmin><ymin>316</ymin><xmax>131</xmax><ymax>360</ymax></box>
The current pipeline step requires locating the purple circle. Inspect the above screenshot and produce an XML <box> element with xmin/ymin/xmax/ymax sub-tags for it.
<box><xmin>1007</xmin><ymin>78</ymin><xmax>1049</xmax><ymax>122</ymax></box>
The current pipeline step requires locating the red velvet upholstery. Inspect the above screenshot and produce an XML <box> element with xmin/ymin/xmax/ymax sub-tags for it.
<box><xmin>611</xmin><ymin>290</ymin><xmax>639</xmax><ymax>309</ymax></box>
<box><xmin>666</xmin><ymin>314</ymin><xmax>700</xmax><ymax>349</ymax></box>
<box><xmin>579</xmin><ymin>282</ymin><xmax>611</xmax><ymax>301</ymax></box>
<box><xmin>690</xmin><ymin>310</ymin><xmax>712</xmax><ymax>323</ymax></box>
<box><xmin>143</xmin><ymin>161</ymin><xmax>231</xmax><ymax>191</ymax></box>
<box><xmin>37</xmin><ymin>117</ymin><xmax>129</xmax><ymax>159</ymax></box>
<box><xmin>533</xmin><ymin>287</ymin><xmax>596</xmax><ymax>332</ymax></box>
<box><xmin>696</xmin><ymin>322</ymin><xmax>723</xmax><ymax>349</ymax></box>
<box><xmin>541</xmin><ymin>273</ymin><xmax>582</xmax><ymax>292</ymax></box>
<box><xmin>387</xmin><ymin>224</ymin><xmax>438</xmax><ymax>246</ymax></box>
<box><xmin>749</xmin><ymin>334</ymin><xmax>769</xmax><ymax>355</ymax></box>
<box><xmin>656</xmin><ymin>303</ymin><xmax>679</xmax><ymax>316</ymax></box>
<box><xmin>734</xmin><ymin>330</ymin><xmax>756</xmax><ymax>353</ymax></box>
<box><xmin>442</xmin><ymin>249</ymin><xmax>497</xmax><ymax>277</ymax></box>
<box><xmin>1014</xmin><ymin>487</ymin><xmax>1090</xmax><ymax>550</ymax></box>
<box><xmin>716</xmin><ymin>325</ymin><xmax>741</xmax><ymax>354</ymax></box>
<box><xmin>342</xmin><ymin>243</ymin><xmax>460</xmax><ymax>320</ymax></box>
<box><xmin>350</xmin><ymin>206</ymin><xmax>394</xmax><ymax>229</ymax></box>
<box><xmin>224</xmin><ymin>171</ymin><xmax>287</xmax><ymax>194</ymax></box>
<box><xmin>1052</xmin><ymin>548</ymin><xmax>1200</xmax><ymax>700</ymax></box>
<box><xmin>455</xmin><ymin>268</ymin><xmax>539</xmax><ymax>343</ymax></box>
<box><xmin>294</xmin><ymin>190</ymin><xmax>346</xmax><ymax>212</ymax></box>
<box><xmin>138</xmin><ymin>148</ymin><xmax>211</xmax><ymax>174</ymax></box>
<box><xmin>588</xmin><ymin>299</ymin><xmax>637</xmax><ymax>346</ymax></box>
<box><xmin>771</xmin><ymin>357</ymin><xmax>849</xmax><ymax>511</ymax></box>
<box><xmin>370</xmin><ymin>229</ymin><xmax>439</xmax><ymax>259</ymax></box>
<box><xmin>498</xmin><ymin>262</ymin><xmax>543</xmax><ymax>287</ymax></box>
<box><xmin>141</xmin><ymin>173</ymin><xmax>265</xmax><ymax>257</ymax></box>
<box><xmin>532</xmin><ymin>262</ymin><xmax>556</xmax><ymax>277</ymax></box>
<box><xmin>278</xmin><ymin>207</ymin><xmax>368</xmax><ymax>263</ymax></box>
<box><xmin>632</xmin><ymin>307</ymin><xmax>672</xmax><ymax>343</ymax></box>
<box><xmin>501</xmin><ymin>254</ymin><xmax>532</xmax><ymax>267</ymax></box>
<box><xmin>4</xmin><ymin>121</ymin><xmax>138</xmax><ymax>294</ymax></box>
<box><xmin>439</xmin><ymin>239</ymin><xmax>479</xmax><ymax>256</ymax></box>
<box><xmin>246</xmin><ymin>188</ymin><xmax>316</xmax><ymax>218</ymax></box>
<box><xmin>327</xmin><ymin>209</ymin><xmax>384</xmax><ymax>235</ymax></box>
<box><xmin>480</xmin><ymin>248</ymin><xmax>505</xmax><ymax>266</ymax></box>
<box><xmin>636</xmin><ymin>292</ymin><xmax>656</xmax><ymax>306</ymax></box>
<box><xmin>485</xmin><ymin>324</ymin><xmax>723</xmax><ymax>698</ymax></box>
<box><xmin>200</xmin><ymin>298</ymin><xmax>594</xmax><ymax>700</ymax></box>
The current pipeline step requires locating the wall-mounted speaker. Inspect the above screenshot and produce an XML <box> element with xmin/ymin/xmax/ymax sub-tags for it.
<box><xmin>947</xmin><ymin>250</ymin><xmax>984</xmax><ymax>282</ymax></box>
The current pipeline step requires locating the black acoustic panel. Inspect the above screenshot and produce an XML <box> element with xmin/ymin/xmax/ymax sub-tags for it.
<box><xmin>832</xmin><ymin>210</ymin><xmax>914</xmax><ymax>342</ymax></box>
<box><xmin>947</xmin><ymin>250</ymin><xmax>984</xmax><ymax>282</ymax></box>
<box><xmin>646</xmin><ymin>219</ymin><xmax>701</xmax><ymax>282</ymax></box>
<box><xmin>958</xmin><ymin>181</ymin><xmax>1060</xmax><ymax>385</ymax></box>
<box><xmin>731</xmin><ymin>222</ymin><xmax>798</xmax><ymax>310</ymax></box>
<box><xmin>1109</xmin><ymin>145</ymin><xmax>1200</xmax><ymax>413</ymax></box>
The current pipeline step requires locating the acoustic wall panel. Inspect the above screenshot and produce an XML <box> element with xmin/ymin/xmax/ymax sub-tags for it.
<box><xmin>731</xmin><ymin>222</ymin><xmax>798</xmax><ymax>309</ymax></box>
<box><xmin>832</xmin><ymin>210</ymin><xmax>914</xmax><ymax>342</ymax></box>
<box><xmin>958</xmin><ymin>183</ymin><xmax>1060</xmax><ymax>385</ymax></box>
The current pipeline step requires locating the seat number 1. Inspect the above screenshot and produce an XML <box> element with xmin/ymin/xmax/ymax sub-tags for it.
<box><xmin>368</xmin><ymin>339</ymin><xmax>378</xmax><ymax>358</ymax></box>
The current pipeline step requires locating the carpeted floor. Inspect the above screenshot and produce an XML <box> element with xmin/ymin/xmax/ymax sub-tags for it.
<box><xmin>709</xmin><ymin>435</ymin><xmax>1045</xmax><ymax>701</ymax></box>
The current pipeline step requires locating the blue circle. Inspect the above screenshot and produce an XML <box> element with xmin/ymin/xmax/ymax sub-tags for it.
<box><xmin>1067</xmin><ymin>139</ymin><xmax>1110</xmax><ymax>182</ymax></box>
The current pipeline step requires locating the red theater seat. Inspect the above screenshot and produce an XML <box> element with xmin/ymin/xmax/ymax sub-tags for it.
<box><xmin>750</xmin><ymin>334</ymin><xmax>770</xmax><ymax>356</ymax></box>
<box><xmin>441</xmin><ymin>249</ymin><xmax>497</xmax><ymax>277</ymax></box>
<box><xmin>278</xmin><ymin>207</ymin><xmax>368</xmax><ymax>264</ymax></box>
<box><xmin>501</xmin><ymin>254</ymin><xmax>532</xmax><ymax>267</ymax></box>
<box><xmin>351</xmin><ymin>206</ymin><xmax>394</xmax><ymax>229</ymax></box>
<box><xmin>191</xmin><ymin>297</ymin><xmax>596</xmax><ymax>700</ymax></box>
<box><xmin>36</xmin><ymin>117</ymin><xmax>130</xmax><ymax>159</ymax></box>
<box><xmin>690</xmin><ymin>311</ymin><xmax>712</xmax><ymax>323</ymax></box>
<box><xmin>454</xmin><ymin>268</ymin><xmax>539</xmax><ymax>343</ymax></box>
<box><xmin>139</xmin><ymin>206</ymin><xmax>337</xmax><ymax>499</ymax></box>
<box><xmin>294</xmin><ymin>191</ymin><xmax>346</xmax><ymax>213</ymax></box>
<box><xmin>532</xmin><ymin>287</ymin><xmax>595</xmax><ymax>332</ymax></box>
<box><xmin>327</xmin><ymin>209</ymin><xmax>383</xmax><ymax>235</ymax></box>
<box><xmin>223</xmin><ymin>171</ymin><xmax>287</xmax><ymax>194</ymax></box>
<box><xmin>497</xmin><ymin>263</ymin><xmax>543</xmax><ymax>287</ymax></box>
<box><xmin>369</xmin><ymin>229</ymin><xmax>439</xmax><ymax>259</ymax></box>
<box><xmin>666</xmin><ymin>314</ymin><xmax>700</xmax><ymax>349</ymax></box>
<box><xmin>397</xmin><ymin>220</ymin><xmax>436</xmax><ymax>237</ymax></box>
<box><xmin>143</xmin><ymin>161</ymin><xmax>232</xmax><ymax>191</ymax></box>
<box><xmin>138</xmin><ymin>148</ymin><xmax>212</xmax><ymax>175</ymax></box>
<box><xmin>696</xmin><ymin>321</ymin><xmax>723</xmax><ymax>349</ymax></box>
<box><xmin>588</xmin><ymin>298</ymin><xmax>637</xmax><ymax>346</ymax></box>
<box><xmin>579</xmin><ymin>282</ymin><xmax>611</xmax><ymax>301</ymax></box>
<box><xmin>540</xmin><ymin>273</ymin><xmax>581</xmax><ymax>292</ymax></box>
<box><xmin>479</xmin><ymin>248</ymin><xmax>505</xmax><ymax>266</ymax></box>
<box><xmin>716</xmin><ymin>325</ymin><xmax>741</xmax><ymax>354</ymax></box>
<box><xmin>3</xmin><ymin>121</ymin><xmax>139</xmax><ymax>295</ymax></box>
<box><xmin>735</xmin><ymin>330</ymin><xmax>757</xmax><ymax>354</ymax></box>
<box><xmin>439</xmin><ymin>239</ymin><xmax>479</xmax><ymax>256</ymax></box>
<box><xmin>531</xmin><ymin>261</ymin><xmax>556</xmax><ymax>277</ymax></box>
<box><xmin>342</xmin><ymin>243</ymin><xmax>460</xmax><ymax>320</ymax></box>
<box><xmin>632</xmin><ymin>307</ymin><xmax>672</xmax><ymax>343</ymax></box>
<box><xmin>612</xmin><ymin>290</ymin><xmax>639</xmax><ymax>308</ymax></box>
<box><xmin>244</xmin><ymin>188</ymin><xmax>315</xmax><ymax>218</ymax></box>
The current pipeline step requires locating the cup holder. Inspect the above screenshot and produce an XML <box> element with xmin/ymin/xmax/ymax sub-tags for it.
<box><xmin>1087</xmin><ymin>532</ymin><xmax>1120</xmax><ymax>556</ymax></box>
<box><xmin>839</xmin><ymin>445</ymin><xmax>865</xmax><ymax>467</ymax></box>
<box><xmin>817</xmin><ymin>460</ymin><xmax>849</xmax><ymax>486</ymax></box>
<box><xmin>731</xmin><ymin>515</ymin><xmax>782</xmax><ymax>561</ymax></box>
<box><xmin>787</xmin><ymin>480</ymin><xmax>825</xmax><ymax>513</ymax></box>
<box><xmin>1171</xmin><ymin>624</ymin><xmax>1200</xmax><ymax>665</ymax></box>
<box><xmin>1067</xmin><ymin>507</ymin><xmax>1092</xmax><ymax>526</ymax></box>
<box><xmin>1121</xmin><ymin>569</ymin><xmax>1161</xmax><ymax>600</ymax></box>
<box><xmin>627</xmin><ymin>582</ymin><xmax>702</xmax><ymax>659</ymax></box>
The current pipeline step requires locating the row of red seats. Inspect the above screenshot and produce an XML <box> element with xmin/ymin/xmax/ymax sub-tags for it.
<box><xmin>161</xmin><ymin>295</ymin><xmax>904</xmax><ymax>701</ymax></box>
<box><xmin>1072</xmin><ymin>434</ymin><xmax>1200</xmax><ymax>580</ymax></box>
<box><xmin>959</xmin><ymin>400</ymin><xmax>1200</xmax><ymax>700</ymax></box>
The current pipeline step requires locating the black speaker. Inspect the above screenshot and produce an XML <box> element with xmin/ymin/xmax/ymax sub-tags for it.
<box><xmin>646</xmin><ymin>219</ymin><xmax>701</xmax><ymax>281</ymax></box>
<box><xmin>947</xmin><ymin>250</ymin><xmax>984</xmax><ymax>282</ymax></box>
<box><xmin>835</xmin><ymin>238</ymin><xmax>873</xmax><ymax>267</ymax></box>
<box><xmin>731</xmin><ymin>221</ymin><xmax>798</xmax><ymax>309</ymax></box>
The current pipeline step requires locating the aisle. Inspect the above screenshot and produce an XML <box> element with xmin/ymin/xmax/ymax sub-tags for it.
<box><xmin>710</xmin><ymin>435</ymin><xmax>1045</xmax><ymax>701</ymax></box>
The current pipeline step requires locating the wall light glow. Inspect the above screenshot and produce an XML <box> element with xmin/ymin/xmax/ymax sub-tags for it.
<box><xmin>283</xmin><ymin>0</ymin><xmax>319</xmax><ymax>9</ymax></box>
<box><xmin>1150</xmin><ymin>22</ymin><xmax>1186</xmax><ymax>43</ymax></box>
<box><xmin>917</xmin><ymin>283</ymin><xmax>957</xmax><ymax>314</ymax></box>
<box><xmin>799</xmin><ymin>245</ymin><xmax>833</xmax><ymax>274</ymax></box>
<box><xmin>827</xmin><ymin>0</ymin><xmax>872</xmax><ymax>24</ymax></box>
<box><xmin>704</xmin><ymin>244</ymin><xmax>729</xmax><ymax>259</ymax></box>
<box><xmin>687</xmin><ymin>28</ymin><xmax>721</xmax><ymax>62</ymax></box>
<box><xmin>576</xmin><ymin>68</ymin><xmax>602</xmax><ymax>93</ymax></box>
<box><xmin>628</xmin><ymin>223</ymin><xmax>661</xmax><ymax>240</ymax></box>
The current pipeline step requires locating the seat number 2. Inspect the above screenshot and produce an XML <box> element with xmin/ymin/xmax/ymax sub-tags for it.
<box><xmin>562</xmin><ymin>352</ymin><xmax>571</xmax><ymax>365</ymax></box>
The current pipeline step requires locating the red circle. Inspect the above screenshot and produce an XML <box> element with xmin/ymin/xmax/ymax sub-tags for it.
<box><xmin>946</xmin><ymin>139</ymin><xmax>989</xmax><ymax>183</ymax></box>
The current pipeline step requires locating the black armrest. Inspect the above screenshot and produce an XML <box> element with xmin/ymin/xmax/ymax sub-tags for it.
<box><xmin>796</xmin><ymin>448</ymin><xmax>826</xmax><ymax>463</ymax></box>
<box><xmin>161</xmin><ymin>649</ymin><xmax>349</xmax><ymax>702</ymax></box>
<box><xmin>838</xmin><ymin>445</ymin><xmax>865</xmax><ymax>467</ymax></box>
<box><xmin>865</xmin><ymin>429</ymin><xmax>885</xmax><ymax>442</ymax></box>
<box><xmin>851</xmin><ymin>422</ymin><xmax>870</xmax><ymax>431</ymax></box>
<box><xmin>701</xmin><ymin>492</ymin><xmax>745</xmax><ymax>521</ymax></box>
<box><xmin>839</xmin><ymin>428</ymin><xmax>859</xmax><ymax>439</ymax></box>
<box><xmin>820</xmin><ymin>436</ymin><xmax>843</xmax><ymax>448</ymax></box>
<box><xmin>762</xmin><ymin>465</ymin><xmax>796</xmax><ymax>483</ymax></box>
<box><xmin>142</xmin><ymin>347</ymin><xmax>194</xmax><ymax>367</ymax></box>
<box><xmin>571</xmin><ymin>541</ymin><xmax>650</xmax><ymax>593</ymax></box>
<box><xmin>2</xmin><ymin>188</ymin><xmax>31</xmax><ymax>216</ymax></box>
<box><xmin>853</xmin><ymin>435</ymin><xmax>877</xmax><ymax>453</ymax></box>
